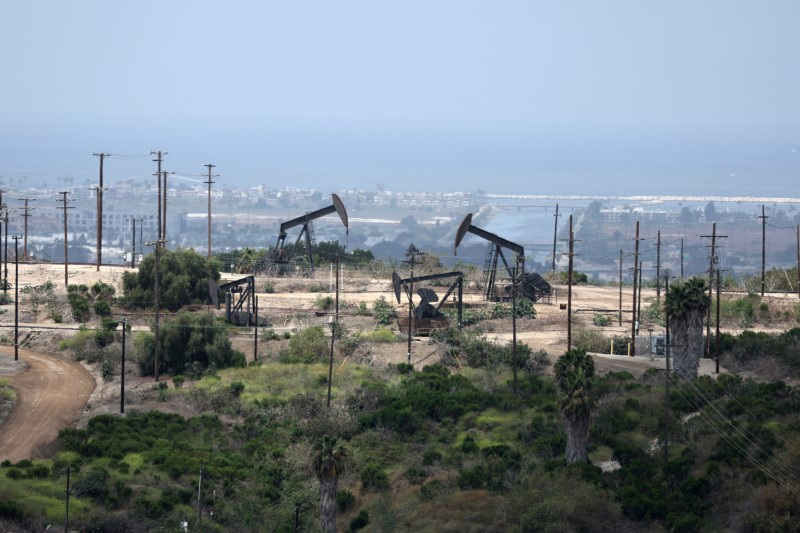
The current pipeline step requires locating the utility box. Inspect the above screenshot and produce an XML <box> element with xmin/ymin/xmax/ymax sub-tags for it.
<box><xmin>651</xmin><ymin>335</ymin><xmax>667</xmax><ymax>356</ymax></box>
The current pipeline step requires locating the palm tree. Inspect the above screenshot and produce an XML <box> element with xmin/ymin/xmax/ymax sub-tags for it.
<box><xmin>665</xmin><ymin>277</ymin><xmax>710</xmax><ymax>379</ymax></box>
<box><xmin>554</xmin><ymin>349</ymin><xmax>595</xmax><ymax>464</ymax></box>
<box><xmin>312</xmin><ymin>435</ymin><xmax>347</xmax><ymax>533</ymax></box>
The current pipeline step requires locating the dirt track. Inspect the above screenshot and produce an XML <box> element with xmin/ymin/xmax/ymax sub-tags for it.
<box><xmin>0</xmin><ymin>348</ymin><xmax>95</xmax><ymax>462</ymax></box>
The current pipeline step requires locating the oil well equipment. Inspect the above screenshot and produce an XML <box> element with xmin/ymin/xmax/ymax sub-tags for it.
<box><xmin>266</xmin><ymin>193</ymin><xmax>349</xmax><ymax>275</ymax></box>
<box><xmin>392</xmin><ymin>270</ymin><xmax>464</xmax><ymax>335</ymax></box>
<box><xmin>454</xmin><ymin>213</ymin><xmax>551</xmax><ymax>302</ymax></box>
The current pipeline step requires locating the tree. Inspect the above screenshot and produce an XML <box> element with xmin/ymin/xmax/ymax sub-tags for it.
<box><xmin>554</xmin><ymin>349</ymin><xmax>595</xmax><ymax>464</ymax></box>
<box><xmin>122</xmin><ymin>248</ymin><xmax>220</xmax><ymax>311</ymax></box>
<box><xmin>312</xmin><ymin>435</ymin><xmax>347</xmax><ymax>533</ymax></box>
<box><xmin>665</xmin><ymin>277</ymin><xmax>710</xmax><ymax>379</ymax></box>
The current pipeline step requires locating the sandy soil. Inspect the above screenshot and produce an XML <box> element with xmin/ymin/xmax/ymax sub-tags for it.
<box><xmin>0</xmin><ymin>347</ymin><xmax>95</xmax><ymax>462</ymax></box>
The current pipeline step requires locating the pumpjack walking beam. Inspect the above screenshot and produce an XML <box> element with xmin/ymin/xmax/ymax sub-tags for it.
<box><xmin>454</xmin><ymin>213</ymin><xmax>525</xmax><ymax>300</ymax></box>
<box><xmin>273</xmin><ymin>194</ymin><xmax>348</xmax><ymax>270</ymax></box>
<box><xmin>392</xmin><ymin>271</ymin><xmax>464</xmax><ymax>328</ymax></box>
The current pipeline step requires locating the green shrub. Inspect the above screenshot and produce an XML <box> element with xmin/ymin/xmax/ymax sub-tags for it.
<box><xmin>360</xmin><ymin>463</ymin><xmax>389</xmax><ymax>492</ymax></box>
<box><xmin>135</xmin><ymin>311</ymin><xmax>245</xmax><ymax>376</ymax></box>
<box><xmin>363</xmin><ymin>327</ymin><xmax>398</xmax><ymax>343</ymax></box>
<box><xmin>68</xmin><ymin>285</ymin><xmax>92</xmax><ymax>322</ymax></box>
<box><xmin>420</xmin><ymin>479</ymin><xmax>444</xmax><ymax>499</ymax></box>
<box><xmin>93</xmin><ymin>300</ymin><xmax>112</xmax><ymax>317</ymax></box>
<box><xmin>308</xmin><ymin>283</ymin><xmax>325</xmax><ymax>293</ymax></box>
<box><xmin>172</xmin><ymin>375</ymin><xmax>185</xmax><ymax>388</ymax></box>
<box><xmin>593</xmin><ymin>313</ymin><xmax>611</xmax><ymax>327</ymax></box>
<box><xmin>229</xmin><ymin>381</ymin><xmax>245</xmax><ymax>397</ymax></box>
<box><xmin>283</xmin><ymin>326</ymin><xmax>328</xmax><ymax>363</ymax></box>
<box><xmin>404</xmin><ymin>467</ymin><xmax>427</xmax><ymax>485</ymax></box>
<box><xmin>349</xmin><ymin>510</ymin><xmax>369</xmax><ymax>531</ymax></box>
<box><xmin>263</xmin><ymin>282</ymin><xmax>275</xmax><ymax>293</ymax></box>
<box><xmin>313</xmin><ymin>295</ymin><xmax>334</xmax><ymax>310</ymax></box>
<box><xmin>372</xmin><ymin>296</ymin><xmax>397</xmax><ymax>326</ymax></box>
<box><xmin>73</xmin><ymin>466</ymin><xmax>110</xmax><ymax>499</ymax></box>
<box><xmin>337</xmin><ymin>489</ymin><xmax>356</xmax><ymax>512</ymax></box>
<box><xmin>122</xmin><ymin>248</ymin><xmax>221</xmax><ymax>311</ymax></box>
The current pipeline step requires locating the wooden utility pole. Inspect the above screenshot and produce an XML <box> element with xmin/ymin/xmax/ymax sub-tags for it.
<box><xmin>254</xmin><ymin>295</ymin><xmax>259</xmax><ymax>362</ymax></box>
<box><xmin>162</xmin><ymin>172</ymin><xmax>168</xmax><ymax>244</ymax></box>
<box><xmin>150</xmin><ymin>151</ymin><xmax>165</xmax><ymax>242</ymax></box>
<box><xmin>404</xmin><ymin>244</ymin><xmax>424</xmax><ymax>364</ymax></box>
<box><xmin>3</xmin><ymin>206</ymin><xmax>7</xmax><ymax>293</ymax></box>
<box><xmin>327</xmin><ymin>257</ymin><xmax>339</xmax><ymax>408</ymax></box>
<box><xmin>715</xmin><ymin>269</ymin><xmax>722</xmax><ymax>374</ymax></box>
<box><xmin>131</xmin><ymin>218</ymin><xmax>137</xmax><ymax>268</ymax></box>
<box><xmin>663</xmin><ymin>274</ymin><xmax>671</xmax><ymax>465</ymax></box>
<box><xmin>120</xmin><ymin>317</ymin><xmax>126</xmax><ymax>414</ymax></box>
<box><xmin>655</xmin><ymin>230</ymin><xmax>661</xmax><ymax>305</ymax></box>
<box><xmin>759</xmin><ymin>205</ymin><xmax>768</xmax><ymax>297</ymax></box>
<box><xmin>566</xmin><ymin>215</ymin><xmax>576</xmax><ymax>351</ymax></box>
<box><xmin>680</xmin><ymin>237</ymin><xmax>684</xmax><ymax>280</ymax></box>
<box><xmin>146</xmin><ymin>239</ymin><xmax>165</xmax><ymax>381</ymax></box>
<box><xmin>701</xmin><ymin>223</ymin><xmax>726</xmax><ymax>357</ymax></box>
<box><xmin>204</xmin><ymin>164</ymin><xmax>216</xmax><ymax>258</ymax></box>
<box><xmin>13</xmin><ymin>235</ymin><xmax>20</xmax><ymax>361</ymax></box>
<box><xmin>17</xmin><ymin>197</ymin><xmax>34</xmax><ymax>260</ymax></box>
<box><xmin>618</xmin><ymin>249</ymin><xmax>623</xmax><ymax>326</ymax></box>
<box><xmin>93</xmin><ymin>152</ymin><xmax>109</xmax><ymax>271</ymax></box>
<box><xmin>57</xmin><ymin>192</ymin><xmax>73</xmax><ymax>288</ymax></box>
<box><xmin>551</xmin><ymin>203</ymin><xmax>560</xmax><ymax>273</ymax></box>
<box><xmin>512</xmin><ymin>265</ymin><xmax>518</xmax><ymax>394</ymax></box>
<box><xmin>637</xmin><ymin>261</ymin><xmax>643</xmax><ymax>331</ymax></box>
<box><xmin>631</xmin><ymin>221</ymin><xmax>640</xmax><ymax>356</ymax></box>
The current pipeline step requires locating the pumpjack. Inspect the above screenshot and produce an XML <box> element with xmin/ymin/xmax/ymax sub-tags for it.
<box><xmin>208</xmin><ymin>275</ymin><xmax>267</xmax><ymax>326</ymax></box>
<box><xmin>392</xmin><ymin>271</ymin><xmax>464</xmax><ymax>335</ymax></box>
<box><xmin>269</xmin><ymin>194</ymin><xmax>349</xmax><ymax>275</ymax></box>
<box><xmin>454</xmin><ymin>213</ymin><xmax>550</xmax><ymax>302</ymax></box>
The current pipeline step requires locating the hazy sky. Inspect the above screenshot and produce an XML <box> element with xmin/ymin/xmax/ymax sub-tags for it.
<box><xmin>1</xmin><ymin>1</ymin><xmax>798</xmax><ymax>194</ymax></box>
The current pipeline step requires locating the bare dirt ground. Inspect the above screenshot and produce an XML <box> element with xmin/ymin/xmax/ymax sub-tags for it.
<box><xmin>0</xmin><ymin>347</ymin><xmax>94</xmax><ymax>462</ymax></box>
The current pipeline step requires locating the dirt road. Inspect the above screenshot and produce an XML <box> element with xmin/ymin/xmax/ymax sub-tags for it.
<box><xmin>0</xmin><ymin>348</ymin><xmax>95</xmax><ymax>462</ymax></box>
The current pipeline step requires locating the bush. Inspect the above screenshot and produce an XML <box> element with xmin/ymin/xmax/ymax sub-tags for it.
<box><xmin>372</xmin><ymin>297</ymin><xmax>397</xmax><ymax>326</ymax></box>
<box><xmin>283</xmin><ymin>326</ymin><xmax>328</xmax><ymax>363</ymax></box>
<box><xmin>135</xmin><ymin>311</ymin><xmax>245</xmax><ymax>376</ymax></box>
<box><xmin>172</xmin><ymin>375</ymin><xmax>185</xmax><ymax>388</ymax></box>
<box><xmin>349</xmin><ymin>510</ymin><xmax>369</xmax><ymax>531</ymax></box>
<box><xmin>122</xmin><ymin>248</ymin><xmax>221</xmax><ymax>311</ymax></box>
<box><xmin>313</xmin><ymin>295</ymin><xmax>334</xmax><ymax>310</ymax></box>
<box><xmin>229</xmin><ymin>381</ymin><xmax>245</xmax><ymax>397</ymax></box>
<box><xmin>360</xmin><ymin>463</ymin><xmax>389</xmax><ymax>492</ymax></box>
<box><xmin>93</xmin><ymin>300</ymin><xmax>112</xmax><ymax>317</ymax></box>
<box><xmin>337</xmin><ymin>489</ymin><xmax>356</xmax><ymax>512</ymax></box>
<box><xmin>593</xmin><ymin>313</ymin><xmax>611</xmax><ymax>327</ymax></box>
<box><xmin>68</xmin><ymin>285</ymin><xmax>92</xmax><ymax>322</ymax></box>
<box><xmin>263</xmin><ymin>282</ymin><xmax>275</xmax><ymax>293</ymax></box>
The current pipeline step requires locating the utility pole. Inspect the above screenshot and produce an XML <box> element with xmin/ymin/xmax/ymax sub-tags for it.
<box><xmin>93</xmin><ymin>152</ymin><xmax>109</xmax><ymax>271</ymax></box>
<box><xmin>715</xmin><ymin>269</ymin><xmax>722</xmax><ymax>374</ymax></box>
<box><xmin>204</xmin><ymin>164</ymin><xmax>216</xmax><ymax>258</ymax></box>
<box><xmin>254</xmin><ymin>295</ymin><xmax>259</xmax><ymax>363</ymax></box>
<box><xmin>403</xmin><ymin>244</ymin><xmax>424</xmax><ymax>364</ymax></box>
<box><xmin>618</xmin><ymin>249</ymin><xmax>623</xmax><ymax>326</ymax></box>
<box><xmin>638</xmin><ymin>261</ymin><xmax>643</xmax><ymax>331</ymax></box>
<box><xmin>150</xmin><ymin>151</ymin><xmax>165</xmax><ymax>243</ymax></box>
<box><xmin>0</xmin><ymin>190</ymin><xmax>3</xmax><ymax>292</ymax></box>
<box><xmin>565</xmin><ymin>215</ymin><xmax>577</xmax><ymax>351</ymax></box>
<box><xmin>120</xmin><ymin>317</ymin><xmax>126</xmax><ymax>414</ymax></box>
<box><xmin>327</xmin><ymin>257</ymin><xmax>339</xmax><ymax>408</ymax></box>
<box><xmin>57</xmin><ymin>192</ymin><xmax>73</xmax><ymax>288</ymax></box>
<box><xmin>146</xmin><ymin>239</ymin><xmax>165</xmax><ymax>381</ymax></box>
<box><xmin>131</xmin><ymin>218</ymin><xmax>137</xmax><ymax>268</ymax></box>
<box><xmin>512</xmin><ymin>265</ymin><xmax>518</xmax><ymax>394</ymax></box>
<box><xmin>796</xmin><ymin>225</ymin><xmax>800</xmax><ymax>299</ymax></box>
<box><xmin>654</xmin><ymin>230</ymin><xmax>661</xmax><ymax>305</ymax></box>
<box><xmin>17</xmin><ymin>197</ymin><xmax>34</xmax><ymax>260</ymax></box>
<box><xmin>759</xmin><ymin>205</ymin><xmax>768</xmax><ymax>297</ymax></box>
<box><xmin>551</xmin><ymin>203</ymin><xmax>560</xmax><ymax>273</ymax></box>
<box><xmin>680</xmin><ymin>237</ymin><xmax>684</xmax><ymax>280</ymax></box>
<box><xmin>13</xmin><ymin>235</ymin><xmax>20</xmax><ymax>361</ymax></box>
<box><xmin>3</xmin><ymin>206</ymin><xmax>8</xmax><ymax>293</ymax></box>
<box><xmin>631</xmin><ymin>221</ymin><xmax>640</xmax><ymax>356</ymax></box>
<box><xmin>701</xmin><ymin>223</ymin><xmax>726</xmax><ymax>358</ymax></box>
<box><xmin>663</xmin><ymin>274</ymin><xmax>672</xmax><ymax>465</ymax></box>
